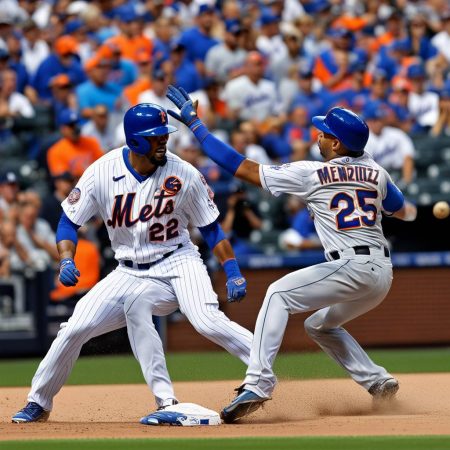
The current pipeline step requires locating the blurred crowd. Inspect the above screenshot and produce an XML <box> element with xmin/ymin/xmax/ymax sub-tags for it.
<box><xmin>1</xmin><ymin>0</ymin><xmax>450</xmax><ymax>302</ymax></box>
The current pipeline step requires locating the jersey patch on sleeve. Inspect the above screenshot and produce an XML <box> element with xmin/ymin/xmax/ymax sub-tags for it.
<box><xmin>199</xmin><ymin>174</ymin><xmax>215</xmax><ymax>200</ymax></box>
<box><xmin>67</xmin><ymin>188</ymin><xmax>81</xmax><ymax>205</ymax></box>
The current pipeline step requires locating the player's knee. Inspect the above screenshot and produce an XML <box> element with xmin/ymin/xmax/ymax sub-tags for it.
<box><xmin>265</xmin><ymin>280</ymin><xmax>286</xmax><ymax>301</ymax></box>
<box><xmin>191</xmin><ymin>316</ymin><xmax>222</xmax><ymax>340</ymax></box>
<box><xmin>63</xmin><ymin>322</ymin><xmax>96</xmax><ymax>341</ymax></box>
<box><xmin>304</xmin><ymin>315</ymin><xmax>323</xmax><ymax>337</ymax></box>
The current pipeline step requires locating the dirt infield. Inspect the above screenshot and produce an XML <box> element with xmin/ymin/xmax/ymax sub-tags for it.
<box><xmin>2</xmin><ymin>373</ymin><xmax>450</xmax><ymax>440</ymax></box>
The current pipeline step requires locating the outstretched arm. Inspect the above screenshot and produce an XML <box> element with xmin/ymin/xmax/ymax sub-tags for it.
<box><xmin>166</xmin><ymin>85</ymin><xmax>262</xmax><ymax>186</ymax></box>
<box><xmin>382</xmin><ymin>182</ymin><xmax>417</xmax><ymax>221</ymax></box>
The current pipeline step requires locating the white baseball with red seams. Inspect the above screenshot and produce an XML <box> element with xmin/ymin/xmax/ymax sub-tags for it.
<box><xmin>27</xmin><ymin>147</ymin><xmax>252</xmax><ymax>411</ymax></box>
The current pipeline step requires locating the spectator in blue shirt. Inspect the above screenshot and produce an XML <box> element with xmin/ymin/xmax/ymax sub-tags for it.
<box><xmin>32</xmin><ymin>35</ymin><xmax>86</xmax><ymax>101</ymax></box>
<box><xmin>97</xmin><ymin>41</ymin><xmax>137</xmax><ymax>88</ymax></box>
<box><xmin>279</xmin><ymin>196</ymin><xmax>321</xmax><ymax>251</ymax></box>
<box><xmin>333</xmin><ymin>62</ymin><xmax>370</xmax><ymax>113</ymax></box>
<box><xmin>290</xmin><ymin>67</ymin><xmax>334</xmax><ymax>120</ymax></box>
<box><xmin>170</xmin><ymin>41</ymin><xmax>202</xmax><ymax>93</ymax></box>
<box><xmin>405</xmin><ymin>15</ymin><xmax>438</xmax><ymax>62</ymax></box>
<box><xmin>152</xmin><ymin>17</ymin><xmax>175</xmax><ymax>63</ymax></box>
<box><xmin>178</xmin><ymin>4</ymin><xmax>219</xmax><ymax>76</ymax></box>
<box><xmin>76</xmin><ymin>57</ymin><xmax>123</xmax><ymax>120</ymax></box>
<box><xmin>0</xmin><ymin>48</ymin><xmax>29</xmax><ymax>95</ymax></box>
<box><xmin>4</xmin><ymin>32</ymin><xmax>30</xmax><ymax>94</ymax></box>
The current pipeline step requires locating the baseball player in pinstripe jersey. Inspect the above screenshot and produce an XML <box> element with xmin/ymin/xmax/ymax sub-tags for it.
<box><xmin>166</xmin><ymin>86</ymin><xmax>418</xmax><ymax>423</ymax></box>
<box><xmin>12</xmin><ymin>103</ymin><xmax>252</xmax><ymax>424</ymax></box>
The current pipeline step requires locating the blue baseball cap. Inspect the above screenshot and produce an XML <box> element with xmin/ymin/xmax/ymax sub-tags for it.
<box><xmin>197</xmin><ymin>4</ymin><xmax>216</xmax><ymax>15</ymax></box>
<box><xmin>64</xmin><ymin>19</ymin><xmax>84</xmax><ymax>35</ymax></box>
<box><xmin>114</xmin><ymin>5</ymin><xmax>139</xmax><ymax>23</ymax></box>
<box><xmin>362</xmin><ymin>102</ymin><xmax>387</xmax><ymax>121</ymax></box>
<box><xmin>58</xmin><ymin>109</ymin><xmax>81</xmax><ymax>126</ymax></box>
<box><xmin>0</xmin><ymin>171</ymin><xmax>18</xmax><ymax>184</ymax></box>
<box><xmin>407</xmin><ymin>64</ymin><xmax>426</xmax><ymax>79</ymax></box>
<box><xmin>225</xmin><ymin>19</ymin><xmax>242</xmax><ymax>34</ymax></box>
<box><xmin>260</xmin><ymin>10</ymin><xmax>280</xmax><ymax>26</ymax></box>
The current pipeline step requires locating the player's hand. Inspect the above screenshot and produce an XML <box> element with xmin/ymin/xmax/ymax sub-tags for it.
<box><xmin>166</xmin><ymin>85</ymin><xmax>199</xmax><ymax>127</ymax></box>
<box><xmin>226</xmin><ymin>276</ymin><xmax>247</xmax><ymax>303</ymax></box>
<box><xmin>59</xmin><ymin>258</ymin><xmax>80</xmax><ymax>287</ymax></box>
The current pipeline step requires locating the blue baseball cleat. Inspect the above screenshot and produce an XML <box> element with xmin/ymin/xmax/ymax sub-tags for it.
<box><xmin>12</xmin><ymin>402</ymin><xmax>49</xmax><ymax>423</ymax></box>
<box><xmin>221</xmin><ymin>389</ymin><xmax>270</xmax><ymax>423</ymax></box>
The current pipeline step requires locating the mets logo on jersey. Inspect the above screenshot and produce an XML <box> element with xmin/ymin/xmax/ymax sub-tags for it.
<box><xmin>67</xmin><ymin>188</ymin><xmax>81</xmax><ymax>205</ymax></box>
<box><xmin>162</xmin><ymin>176</ymin><xmax>182</xmax><ymax>196</ymax></box>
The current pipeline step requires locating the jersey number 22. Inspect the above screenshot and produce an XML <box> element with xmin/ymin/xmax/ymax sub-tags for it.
<box><xmin>330</xmin><ymin>189</ymin><xmax>377</xmax><ymax>230</ymax></box>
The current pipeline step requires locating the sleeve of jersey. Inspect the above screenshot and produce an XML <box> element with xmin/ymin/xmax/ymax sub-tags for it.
<box><xmin>382</xmin><ymin>181</ymin><xmax>405</xmax><ymax>213</ymax></box>
<box><xmin>61</xmin><ymin>165</ymin><xmax>99</xmax><ymax>226</ymax></box>
<box><xmin>186</xmin><ymin>171</ymin><xmax>220</xmax><ymax>227</ymax></box>
<box><xmin>259</xmin><ymin>163</ymin><xmax>310</xmax><ymax>199</ymax></box>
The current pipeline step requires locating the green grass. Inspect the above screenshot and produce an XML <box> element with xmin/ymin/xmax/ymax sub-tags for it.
<box><xmin>0</xmin><ymin>348</ymin><xmax>449</xmax><ymax>387</ymax></box>
<box><xmin>2</xmin><ymin>436</ymin><xmax>450</xmax><ymax>450</ymax></box>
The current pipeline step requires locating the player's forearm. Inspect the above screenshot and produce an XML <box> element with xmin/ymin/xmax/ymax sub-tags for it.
<box><xmin>57</xmin><ymin>240</ymin><xmax>77</xmax><ymax>261</ymax></box>
<box><xmin>191</xmin><ymin>121</ymin><xmax>262</xmax><ymax>186</ymax></box>
<box><xmin>390</xmin><ymin>200</ymin><xmax>417</xmax><ymax>221</ymax></box>
<box><xmin>212</xmin><ymin>238</ymin><xmax>237</xmax><ymax>265</ymax></box>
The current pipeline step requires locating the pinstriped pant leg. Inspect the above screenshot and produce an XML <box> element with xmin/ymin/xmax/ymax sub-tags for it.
<box><xmin>170</xmin><ymin>258</ymin><xmax>253</xmax><ymax>365</ymax></box>
<box><xmin>28</xmin><ymin>270</ymin><xmax>139</xmax><ymax>411</ymax></box>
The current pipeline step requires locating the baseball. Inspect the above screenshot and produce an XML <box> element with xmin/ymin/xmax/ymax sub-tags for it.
<box><xmin>433</xmin><ymin>201</ymin><xmax>450</xmax><ymax>219</ymax></box>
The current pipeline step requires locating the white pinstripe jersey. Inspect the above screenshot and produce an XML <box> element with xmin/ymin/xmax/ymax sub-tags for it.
<box><xmin>62</xmin><ymin>147</ymin><xmax>220</xmax><ymax>263</ymax></box>
<box><xmin>260</xmin><ymin>153</ymin><xmax>391</xmax><ymax>253</ymax></box>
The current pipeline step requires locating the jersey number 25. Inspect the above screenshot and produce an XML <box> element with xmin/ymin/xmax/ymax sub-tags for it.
<box><xmin>330</xmin><ymin>189</ymin><xmax>377</xmax><ymax>230</ymax></box>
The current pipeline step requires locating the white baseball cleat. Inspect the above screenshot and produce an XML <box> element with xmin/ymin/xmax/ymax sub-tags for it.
<box><xmin>368</xmin><ymin>377</ymin><xmax>399</xmax><ymax>400</ymax></box>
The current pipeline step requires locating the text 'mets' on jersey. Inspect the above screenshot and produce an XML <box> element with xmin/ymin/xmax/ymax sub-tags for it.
<box><xmin>259</xmin><ymin>153</ymin><xmax>391</xmax><ymax>253</ymax></box>
<box><xmin>61</xmin><ymin>148</ymin><xmax>220</xmax><ymax>264</ymax></box>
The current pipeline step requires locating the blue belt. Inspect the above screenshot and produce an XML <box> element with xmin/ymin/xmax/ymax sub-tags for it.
<box><xmin>122</xmin><ymin>244</ymin><xmax>183</xmax><ymax>270</ymax></box>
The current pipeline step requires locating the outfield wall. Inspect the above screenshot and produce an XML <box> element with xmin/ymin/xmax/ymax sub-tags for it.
<box><xmin>167</xmin><ymin>265</ymin><xmax>450</xmax><ymax>351</ymax></box>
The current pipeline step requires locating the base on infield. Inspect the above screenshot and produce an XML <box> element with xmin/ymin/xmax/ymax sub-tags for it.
<box><xmin>141</xmin><ymin>402</ymin><xmax>221</xmax><ymax>426</ymax></box>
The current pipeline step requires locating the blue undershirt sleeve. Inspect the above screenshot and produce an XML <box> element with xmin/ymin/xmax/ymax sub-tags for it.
<box><xmin>198</xmin><ymin>219</ymin><xmax>226</xmax><ymax>249</ymax></box>
<box><xmin>191</xmin><ymin>121</ymin><xmax>246</xmax><ymax>175</ymax></box>
<box><xmin>56</xmin><ymin>212</ymin><xmax>80</xmax><ymax>245</ymax></box>
<box><xmin>382</xmin><ymin>181</ymin><xmax>405</xmax><ymax>213</ymax></box>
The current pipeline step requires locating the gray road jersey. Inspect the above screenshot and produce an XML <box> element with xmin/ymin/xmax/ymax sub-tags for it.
<box><xmin>260</xmin><ymin>153</ymin><xmax>391</xmax><ymax>253</ymax></box>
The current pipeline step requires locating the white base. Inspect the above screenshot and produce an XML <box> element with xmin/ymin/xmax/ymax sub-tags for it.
<box><xmin>164</xmin><ymin>402</ymin><xmax>221</xmax><ymax>426</ymax></box>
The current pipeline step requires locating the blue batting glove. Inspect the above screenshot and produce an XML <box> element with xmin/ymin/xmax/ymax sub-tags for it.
<box><xmin>223</xmin><ymin>259</ymin><xmax>247</xmax><ymax>303</ymax></box>
<box><xmin>226</xmin><ymin>276</ymin><xmax>247</xmax><ymax>303</ymax></box>
<box><xmin>59</xmin><ymin>258</ymin><xmax>80</xmax><ymax>287</ymax></box>
<box><xmin>166</xmin><ymin>85</ymin><xmax>199</xmax><ymax>127</ymax></box>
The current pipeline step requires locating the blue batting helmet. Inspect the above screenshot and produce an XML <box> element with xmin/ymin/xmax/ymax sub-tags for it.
<box><xmin>312</xmin><ymin>107</ymin><xmax>369</xmax><ymax>153</ymax></box>
<box><xmin>124</xmin><ymin>103</ymin><xmax>177</xmax><ymax>155</ymax></box>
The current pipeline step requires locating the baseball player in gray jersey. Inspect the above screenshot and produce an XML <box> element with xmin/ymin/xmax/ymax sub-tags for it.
<box><xmin>166</xmin><ymin>86</ymin><xmax>418</xmax><ymax>423</ymax></box>
<box><xmin>12</xmin><ymin>103</ymin><xmax>253</xmax><ymax>424</ymax></box>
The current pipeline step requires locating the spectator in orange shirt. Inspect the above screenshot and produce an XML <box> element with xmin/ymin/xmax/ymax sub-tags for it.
<box><xmin>46</xmin><ymin>110</ymin><xmax>103</xmax><ymax>179</ymax></box>
<box><xmin>50</xmin><ymin>230</ymin><xmax>100</xmax><ymax>303</ymax></box>
<box><xmin>123</xmin><ymin>51</ymin><xmax>153</xmax><ymax>106</ymax></box>
<box><xmin>108</xmin><ymin>8</ymin><xmax>152</xmax><ymax>63</ymax></box>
